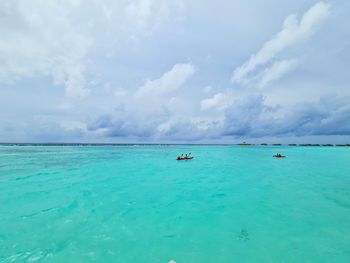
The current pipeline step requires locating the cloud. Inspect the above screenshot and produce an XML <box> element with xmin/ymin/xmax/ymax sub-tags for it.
<box><xmin>87</xmin><ymin>110</ymin><xmax>166</xmax><ymax>138</ymax></box>
<box><xmin>88</xmin><ymin>113</ymin><xmax>220</xmax><ymax>141</ymax></box>
<box><xmin>86</xmin><ymin>93</ymin><xmax>350</xmax><ymax>141</ymax></box>
<box><xmin>231</xmin><ymin>1</ymin><xmax>330</xmax><ymax>85</ymax></box>
<box><xmin>222</xmin><ymin>95</ymin><xmax>271</xmax><ymax>136</ymax></box>
<box><xmin>125</xmin><ymin>0</ymin><xmax>172</xmax><ymax>32</ymax></box>
<box><xmin>154</xmin><ymin>117</ymin><xmax>220</xmax><ymax>140</ymax></box>
<box><xmin>87</xmin><ymin>63</ymin><xmax>197</xmax><ymax>139</ymax></box>
<box><xmin>0</xmin><ymin>0</ymin><xmax>92</xmax><ymax>97</ymax></box>
<box><xmin>222</xmin><ymin>94</ymin><xmax>350</xmax><ymax>137</ymax></box>
<box><xmin>1</xmin><ymin>0</ymin><xmax>349</xmax><ymax>143</ymax></box>
<box><xmin>0</xmin><ymin>115</ymin><xmax>87</xmax><ymax>143</ymax></box>
<box><xmin>200</xmin><ymin>92</ymin><xmax>233</xmax><ymax>111</ymax></box>
<box><xmin>0</xmin><ymin>0</ymin><xmax>183</xmax><ymax>97</ymax></box>
<box><xmin>136</xmin><ymin>63</ymin><xmax>195</xmax><ymax>97</ymax></box>
<box><xmin>275</xmin><ymin>96</ymin><xmax>350</xmax><ymax>136</ymax></box>
<box><xmin>257</xmin><ymin>59</ymin><xmax>298</xmax><ymax>88</ymax></box>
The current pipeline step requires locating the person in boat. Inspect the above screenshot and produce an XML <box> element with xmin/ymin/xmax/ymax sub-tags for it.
<box><xmin>186</xmin><ymin>153</ymin><xmax>193</xmax><ymax>159</ymax></box>
<box><xmin>176</xmin><ymin>153</ymin><xmax>194</xmax><ymax>160</ymax></box>
<box><xmin>177</xmin><ymin>154</ymin><xmax>186</xmax><ymax>160</ymax></box>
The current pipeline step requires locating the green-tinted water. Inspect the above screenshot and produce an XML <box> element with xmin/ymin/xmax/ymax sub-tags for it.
<box><xmin>0</xmin><ymin>145</ymin><xmax>350</xmax><ymax>262</ymax></box>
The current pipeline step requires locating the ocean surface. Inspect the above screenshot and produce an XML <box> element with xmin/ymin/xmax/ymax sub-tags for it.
<box><xmin>0</xmin><ymin>145</ymin><xmax>350</xmax><ymax>263</ymax></box>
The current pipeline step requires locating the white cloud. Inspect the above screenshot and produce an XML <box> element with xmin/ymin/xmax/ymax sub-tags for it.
<box><xmin>85</xmin><ymin>62</ymin><xmax>198</xmax><ymax>140</ymax></box>
<box><xmin>200</xmin><ymin>92</ymin><xmax>233</xmax><ymax>111</ymax></box>
<box><xmin>1</xmin><ymin>0</ymin><xmax>349</xmax><ymax>143</ymax></box>
<box><xmin>0</xmin><ymin>0</ymin><xmax>92</xmax><ymax>97</ymax></box>
<box><xmin>125</xmin><ymin>0</ymin><xmax>168</xmax><ymax>29</ymax></box>
<box><xmin>257</xmin><ymin>59</ymin><xmax>298</xmax><ymax>88</ymax></box>
<box><xmin>231</xmin><ymin>1</ymin><xmax>330</xmax><ymax>85</ymax></box>
<box><xmin>136</xmin><ymin>63</ymin><xmax>195</xmax><ymax>97</ymax></box>
<box><xmin>0</xmin><ymin>0</ymin><xmax>183</xmax><ymax>97</ymax></box>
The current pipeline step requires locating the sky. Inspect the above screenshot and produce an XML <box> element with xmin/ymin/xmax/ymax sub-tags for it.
<box><xmin>0</xmin><ymin>0</ymin><xmax>350</xmax><ymax>143</ymax></box>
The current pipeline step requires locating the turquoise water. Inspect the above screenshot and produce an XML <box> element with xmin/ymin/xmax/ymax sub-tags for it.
<box><xmin>1</xmin><ymin>145</ymin><xmax>350</xmax><ymax>263</ymax></box>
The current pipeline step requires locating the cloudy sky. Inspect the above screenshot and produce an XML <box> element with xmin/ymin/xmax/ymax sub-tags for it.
<box><xmin>1</xmin><ymin>0</ymin><xmax>350</xmax><ymax>143</ymax></box>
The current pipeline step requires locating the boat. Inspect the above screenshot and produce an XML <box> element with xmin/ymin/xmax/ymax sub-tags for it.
<box><xmin>273</xmin><ymin>154</ymin><xmax>286</xmax><ymax>158</ymax></box>
<box><xmin>176</xmin><ymin>156</ymin><xmax>194</xmax><ymax>160</ymax></box>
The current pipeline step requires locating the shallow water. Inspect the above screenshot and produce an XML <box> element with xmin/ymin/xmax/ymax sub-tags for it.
<box><xmin>0</xmin><ymin>145</ymin><xmax>350</xmax><ymax>263</ymax></box>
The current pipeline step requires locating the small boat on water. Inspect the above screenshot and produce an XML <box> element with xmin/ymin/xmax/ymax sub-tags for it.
<box><xmin>273</xmin><ymin>154</ymin><xmax>286</xmax><ymax>158</ymax></box>
<box><xmin>176</xmin><ymin>156</ymin><xmax>194</xmax><ymax>160</ymax></box>
<box><xmin>176</xmin><ymin>153</ymin><xmax>193</xmax><ymax>160</ymax></box>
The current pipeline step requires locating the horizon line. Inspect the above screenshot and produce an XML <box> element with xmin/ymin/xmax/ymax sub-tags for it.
<box><xmin>0</xmin><ymin>142</ymin><xmax>349</xmax><ymax>146</ymax></box>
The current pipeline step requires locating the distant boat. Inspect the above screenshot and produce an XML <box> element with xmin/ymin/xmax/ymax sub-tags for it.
<box><xmin>273</xmin><ymin>154</ymin><xmax>286</xmax><ymax>158</ymax></box>
<box><xmin>176</xmin><ymin>156</ymin><xmax>194</xmax><ymax>160</ymax></box>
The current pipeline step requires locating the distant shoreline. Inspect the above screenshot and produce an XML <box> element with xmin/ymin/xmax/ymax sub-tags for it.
<box><xmin>0</xmin><ymin>143</ymin><xmax>349</xmax><ymax>147</ymax></box>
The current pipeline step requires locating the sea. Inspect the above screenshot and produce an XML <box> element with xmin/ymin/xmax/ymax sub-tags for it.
<box><xmin>0</xmin><ymin>145</ymin><xmax>350</xmax><ymax>263</ymax></box>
